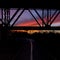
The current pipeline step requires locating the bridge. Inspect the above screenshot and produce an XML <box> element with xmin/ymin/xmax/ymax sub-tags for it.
<box><xmin>0</xmin><ymin>8</ymin><xmax>60</xmax><ymax>29</ymax></box>
<box><xmin>0</xmin><ymin>8</ymin><xmax>60</xmax><ymax>60</ymax></box>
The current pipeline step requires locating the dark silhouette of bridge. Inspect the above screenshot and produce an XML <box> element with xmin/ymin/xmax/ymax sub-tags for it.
<box><xmin>0</xmin><ymin>8</ymin><xmax>60</xmax><ymax>60</ymax></box>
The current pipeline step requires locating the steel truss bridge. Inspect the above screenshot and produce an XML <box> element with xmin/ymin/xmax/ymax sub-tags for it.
<box><xmin>0</xmin><ymin>8</ymin><xmax>60</xmax><ymax>60</ymax></box>
<box><xmin>0</xmin><ymin>8</ymin><xmax>60</xmax><ymax>30</ymax></box>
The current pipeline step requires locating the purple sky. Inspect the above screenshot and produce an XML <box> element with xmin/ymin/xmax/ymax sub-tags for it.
<box><xmin>0</xmin><ymin>9</ymin><xmax>60</xmax><ymax>26</ymax></box>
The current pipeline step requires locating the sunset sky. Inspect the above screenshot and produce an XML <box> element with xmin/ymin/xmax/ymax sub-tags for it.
<box><xmin>0</xmin><ymin>9</ymin><xmax>60</xmax><ymax>27</ymax></box>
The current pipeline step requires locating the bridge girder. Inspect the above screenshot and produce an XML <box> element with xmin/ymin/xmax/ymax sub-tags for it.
<box><xmin>0</xmin><ymin>8</ymin><xmax>60</xmax><ymax>30</ymax></box>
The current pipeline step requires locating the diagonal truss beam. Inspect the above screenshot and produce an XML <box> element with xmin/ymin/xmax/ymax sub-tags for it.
<box><xmin>7</xmin><ymin>8</ymin><xmax>20</xmax><ymax>25</ymax></box>
<box><xmin>28</xmin><ymin>9</ymin><xmax>41</xmax><ymax>26</ymax></box>
<box><xmin>50</xmin><ymin>11</ymin><xmax>60</xmax><ymax>25</ymax></box>
<box><xmin>34</xmin><ymin>9</ymin><xmax>46</xmax><ymax>25</ymax></box>
<box><xmin>48</xmin><ymin>10</ymin><xmax>57</xmax><ymax>24</ymax></box>
<box><xmin>11</xmin><ymin>9</ymin><xmax>25</xmax><ymax>26</ymax></box>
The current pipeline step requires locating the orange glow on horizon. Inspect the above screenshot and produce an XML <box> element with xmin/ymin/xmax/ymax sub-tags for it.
<box><xmin>11</xmin><ymin>30</ymin><xmax>41</xmax><ymax>34</ymax></box>
<box><xmin>12</xmin><ymin>16</ymin><xmax>60</xmax><ymax>34</ymax></box>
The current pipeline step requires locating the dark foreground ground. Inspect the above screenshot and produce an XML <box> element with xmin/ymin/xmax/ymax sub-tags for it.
<box><xmin>0</xmin><ymin>32</ymin><xmax>60</xmax><ymax>60</ymax></box>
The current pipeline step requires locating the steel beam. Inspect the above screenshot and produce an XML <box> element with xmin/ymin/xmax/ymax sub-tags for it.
<box><xmin>49</xmin><ymin>9</ymin><xmax>51</xmax><ymax>22</ymax></box>
<box><xmin>46</xmin><ymin>9</ymin><xmax>49</xmax><ymax>25</ymax></box>
<box><xmin>7</xmin><ymin>9</ymin><xmax>10</xmax><ymax>21</ymax></box>
<box><xmin>2</xmin><ymin>9</ymin><xmax>10</xmax><ymax>26</ymax></box>
<box><xmin>2</xmin><ymin>26</ymin><xmax>60</xmax><ymax>30</ymax></box>
<box><xmin>0</xmin><ymin>8</ymin><xmax>5</xmax><ymax>25</ymax></box>
<box><xmin>50</xmin><ymin>11</ymin><xmax>60</xmax><ymax>25</ymax></box>
<box><xmin>28</xmin><ymin>10</ymin><xmax>41</xmax><ymax>26</ymax></box>
<box><xmin>7</xmin><ymin>8</ymin><xmax>20</xmax><ymax>25</ymax></box>
<box><xmin>42</xmin><ymin>9</ymin><xmax>44</xmax><ymax>26</ymax></box>
<box><xmin>48</xmin><ymin>10</ymin><xmax>57</xmax><ymax>23</ymax></box>
<box><xmin>34</xmin><ymin>9</ymin><xmax>46</xmax><ymax>25</ymax></box>
<box><xmin>11</xmin><ymin>9</ymin><xmax>25</xmax><ymax>26</ymax></box>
